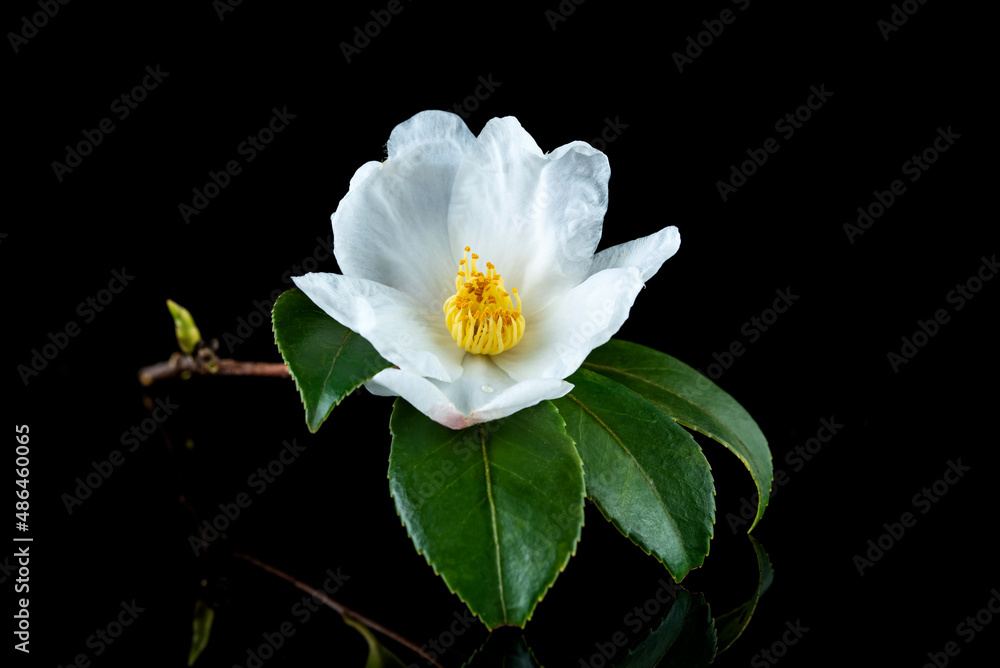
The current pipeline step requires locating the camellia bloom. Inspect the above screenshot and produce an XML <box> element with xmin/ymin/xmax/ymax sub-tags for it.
<box><xmin>293</xmin><ymin>111</ymin><xmax>680</xmax><ymax>429</ymax></box>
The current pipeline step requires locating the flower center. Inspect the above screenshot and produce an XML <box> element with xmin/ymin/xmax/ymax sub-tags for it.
<box><xmin>443</xmin><ymin>246</ymin><xmax>525</xmax><ymax>355</ymax></box>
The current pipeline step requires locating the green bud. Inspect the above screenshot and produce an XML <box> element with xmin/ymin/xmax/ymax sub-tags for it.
<box><xmin>167</xmin><ymin>299</ymin><xmax>202</xmax><ymax>354</ymax></box>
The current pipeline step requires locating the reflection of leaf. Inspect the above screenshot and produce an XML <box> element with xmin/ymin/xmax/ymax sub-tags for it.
<box><xmin>343</xmin><ymin>616</ymin><xmax>407</xmax><ymax>668</ymax></box>
<box><xmin>582</xmin><ymin>339</ymin><xmax>772</xmax><ymax>530</ymax></box>
<box><xmin>554</xmin><ymin>369</ymin><xmax>715</xmax><ymax>581</ymax></box>
<box><xmin>389</xmin><ymin>400</ymin><xmax>585</xmax><ymax>629</ymax></box>
<box><xmin>187</xmin><ymin>599</ymin><xmax>215</xmax><ymax>666</ymax></box>
<box><xmin>614</xmin><ymin>591</ymin><xmax>716</xmax><ymax>668</ymax></box>
<box><xmin>714</xmin><ymin>536</ymin><xmax>774</xmax><ymax>653</ymax></box>
<box><xmin>272</xmin><ymin>288</ymin><xmax>392</xmax><ymax>432</ymax></box>
<box><xmin>462</xmin><ymin>629</ymin><xmax>540</xmax><ymax>667</ymax></box>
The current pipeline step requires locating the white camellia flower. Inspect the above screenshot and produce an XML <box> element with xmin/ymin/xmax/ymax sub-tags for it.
<box><xmin>293</xmin><ymin>110</ymin><xmax>680</xmax><ymax>429</ymax></box>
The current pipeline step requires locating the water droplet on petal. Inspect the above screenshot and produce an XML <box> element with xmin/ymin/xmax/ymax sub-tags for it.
<box><xmin>481</xmin><ymin>384</ymin><xmax>494</xmax><ymax>393</ymax></box>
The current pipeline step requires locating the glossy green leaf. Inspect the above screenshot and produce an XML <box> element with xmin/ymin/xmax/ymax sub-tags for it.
<box><xmin>187</xmin><ymin>599</ymin><xmax>215</xmax><ymax>666</ymax></box>
<box><xmin>614</xmin><ymin>591</ymin><xmax>716</xmax><ymax>668</ymax></box>
<box><xmin>272</xmin><ymin>288</ymin><xmax>392</xmax><ymax>432</ymax></box>
<box><xmin>389</xmin><ymin>400</ymin><xmax>585</xmax><ymax>629</ymax></box>
<box><xmin>582</xmin><ymin>339</ymin><xmax>772</xmax><ymax>530</ymax></box>
<box><xmin>554</xmin><ymin>369</ymin><xmax>715</xmax><ymax>580</ymax></box>
<box><xmin>343</xmin><ymin>616</ymin><xmax>407</xmax><ymax>668</ymax></box>
<box><xmin>714</xmin><ymin>535</ymin><xmax>774</xmax><ymax>653</ymax></box>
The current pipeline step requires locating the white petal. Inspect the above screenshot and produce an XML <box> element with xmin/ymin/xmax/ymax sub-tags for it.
<box><xmin>491</xmin><ymin>228</ymin><xmax>679</xmax><ymax>382</ymax></box>
<box><xmin>332</xmin><ymin>111</ymin><xmax>476</xmax><ymax>310</ymax></box>
<box><xmin>365</xmin><ymin>370</ymin><xmax>471</xmax><ymax>429</ymax></box>
<box><xmin>469</xmin><ymin>377</ymin><xmax>573</xmax><ymax>424</ymax></box>
<box><xmin>366</xmin><ymin>355</ymin><xmax>572</xmax><ymax>429</ymax></box>
<box><xmin>493</xmin><ymin>267</ymin><xmax>645</xmax><ymax>381</ymax></box>
<box><xmin>387</xmin><ymin>110</ymin><xmax>473</xmax><ymax>162</ymax></box>
<box><xmin>447</xmin><ymin>118</ymin><xmax>610</xmax><ymax>312</ymax></box>
<box><xmin>347</xmin><ymin>160</ymin><xmax>381</xmax><ymax>191</ymax></box>
<box><xmin>589</xmin><ymin>225</ymin><xmax>681</xmax><ymax>282</ymax></box>
<box><xmin>292</xmin><ymin>272</ymin><xmax>464</xmax><ymax>382</ymax></box>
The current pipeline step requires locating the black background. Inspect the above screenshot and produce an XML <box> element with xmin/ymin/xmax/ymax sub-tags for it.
<box><xmin>7</xmin><ymin>1</ymin><xmax>995</xmax><ymax>666</ymax></box>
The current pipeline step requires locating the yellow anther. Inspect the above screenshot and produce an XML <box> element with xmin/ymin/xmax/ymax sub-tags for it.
<box><xmin>443</xmin><ymin>247</ymin><xmax>525</xmax><ymax>355</ymax></box>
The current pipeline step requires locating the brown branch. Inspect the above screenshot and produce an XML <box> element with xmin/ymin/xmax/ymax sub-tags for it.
<box><xmin>232</xmin><ymin>552</ymin><xmax>443</xmax><ymax>668</ymax></box>
<box><xmin>215</xmin><ymin>359</ymin><xmax>291</xmax><ymax>378</ymax></box>
<box><xmin>138</xmin><ymin>353</ymin><xmax>290</xmax><ymax>386</ymax></box>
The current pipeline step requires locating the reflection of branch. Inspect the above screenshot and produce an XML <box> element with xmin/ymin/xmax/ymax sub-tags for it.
<box><xmin>232</xmin><ymin>552</ymin><xmax>444</xmax><ymax>668</ymax></box>
<box><xmin>138</xmin><ymin>353</ymin><xmax>290</xmax><ymax>386</ymax></box>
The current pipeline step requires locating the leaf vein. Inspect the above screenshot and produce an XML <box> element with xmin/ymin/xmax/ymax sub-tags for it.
<box><xmin>320</xmin><ymin>330</ymin><xmax>353</xmax><ymax>398</ymax></box>
<box><xmin>480</xmin><ymin>426</ymin><xmax>508</xmax><ymax>623</ymax></box>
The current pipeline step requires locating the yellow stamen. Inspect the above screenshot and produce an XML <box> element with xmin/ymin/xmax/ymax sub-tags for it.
<box><xmin>443</xmin><ymin>247</ymin><xmax>525</xmax><ymax>355</ymax></box>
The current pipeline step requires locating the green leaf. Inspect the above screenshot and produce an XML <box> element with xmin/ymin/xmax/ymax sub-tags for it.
<box><xmin>582</xmin><ymin>339</ymin><xmax>772</xmax><ymax>531</ymax></box>
<box><xmin>271</xmin><ymin>288</ymin><xmax>392</xmax><ymax>432</ymax></box>
<box><xmin>614</xmin><ymin>591</ymin><xmax>716</xmax><ymax>668</ymax></box>
<box><xmin>714</xmin><ymin>535</ymin><xmax>774</xmax><ymax>654</ymax></box>
<box><xmin>187</xmin><ymin>599</ymin><xmax>215</xmax><ymax>666</ymax></box>
<box><xmin>389</xmin><ymin>400</ymin><xmax>585</xmax><ymax>629</ymax></box>
<box><xmin>554</xmin><ymin>369</ymin><xmax>715</xmax><ymax>581</ymax></box>
<box><xmin>343</xmin><ymin>616</ymin><xmax>407</xmax><ymax>668</ymax></box>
